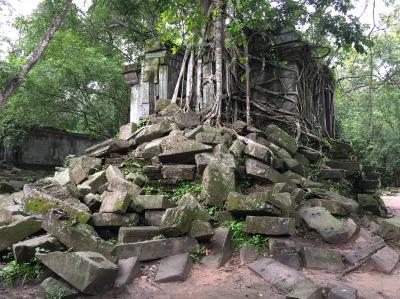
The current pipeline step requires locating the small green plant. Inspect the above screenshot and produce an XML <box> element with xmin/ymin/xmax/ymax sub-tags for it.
<box><xmin>121</xmin><ymin>159</ymin><xmax>143</xmax><ymax>176</ymax></box>
<box><xmin>224</xmin><ymin>221</ymin><xmax>269</xmax><ymax>251</ymax></box>
<box><xmin>0</xmin><ymin>249</ymin><xmax>14</xmax><ymax>263</ymax></box>
<box><xmin>190</xmin><ymin>245</ymin><xmax>206</xmax><ymax>263</ymax></box>
<box><xmin>106</xmin><ymin>239</ymin><xmax>119</xmax><ymax>246</ymax></box>
<box><xmin>63</xmin><ymin>154</ymin><xmax>75</xmax><ymax>168</ymax></box>
<box><xmin>142</xmin><ymin>185</ymin><xmax>167</xmax><ymax>196</ymax></box>
<box><xmin>237</xmin><ymin>174</ymin><xmax>260</xmax><ymax>193</ymax></box>
<box><xmin>326</xmin><ymin>179</ymin><xmax>353</xmax><ymax>196</ymax></box>
<box><xmin>224</xmin><ymin>221</ymin><xmax>247</xmax><ymax>247</ymax></box>
<box><xmin>170</xmin><ymin>182</ymin><xmax>203</xmax><ymax>201</ymax></box>
<box><xmin>0</xmin><ymin>258</ymin><xmax>44</xmax><ymax>288</ymax></box>
<box><xmin>137</xmin><ymin>116</ymin><xmax>150</xmax><ymax>129</ymax></box>
<box><xmin>44</xmin><ymin>285</ymin><xmax>64</xmax><ymax>299</ymax></box>
<box><xmin>207</xmin><ymin>206</ymin><xmax>217</xmax><ymax>217</ymax></box>
<box><xmin>151</xmin><ymin>234</ymin><xmax>166</xmax><ymax>240</ymax></box>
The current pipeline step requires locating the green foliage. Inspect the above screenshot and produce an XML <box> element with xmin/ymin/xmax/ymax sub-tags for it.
<box><xmin>335</xmin><ymin>6</ymin><xmax>400</xmax><ymax>185</ymax></box>
<box><xmin>224</xmin><ymin>220</ymin><xmax>269</xmax><ymax>250</ymax></box>
<box><xmin>43</xmin><ymin>285</ymin><xmax>65</xmax><ymax>299</ymax></box>
<box><xmin>170</xmin><ymin>182</ymin><xmax>203</xmax><ymax>201</ymax></box>
<box><xmin>151</xmin><ymin>234</ymin><xmax>166</xmax><ymax>240</ymax></box>
<box><xmin>327</xmin><ymin>179</ymin><xmax>353</xmax><ymax>196</ymax></box>
<box><xmin>105</xmin><ymin>239</ymin><xmax>119</xmax><ymax>246</ymax></box>
<box><xmin>142</xmin><ymin>185</ymin><xmax>167</xmax><ymax>196</ymax></box>
<box><xmin>0</xmin><ymin>258</ymin><xmax>44</xmax><ymax>288</ymax></box>
<box><xmin>137</xmin><ymin>116</ymin><xmax>150</xmax><ymax>129</ymax></box>
<box><xmin>121</xmin><ymin>159</ymin><xmax>143</xmax><ymax>176</ymax></box>
<box><xmin>63</xmin><ymin>154</ymin><xmax>75</xmax><ymax>168</ymax></box>
<box><xmin>0</xmin><ymin>249</ymin><xmax>14</xmax><ymax>263</ymax></box>
<box><xmin>237</xmin><ymin>174</ymin><xmax>259</xmax><ymax>194</ymax></box>
<box><xmin>190</xmin><ymin>245</ymin><xmax>206</xmax><ymax>263</ymax></box>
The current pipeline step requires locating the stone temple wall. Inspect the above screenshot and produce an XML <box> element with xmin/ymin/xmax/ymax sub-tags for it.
<box><xmin>1</xmin><ymin>127</ymin><xmax>98</xmax><ymax>167</ymax></box>
<box><xmin>123</xmin><ymin>33</ymin><xmax>335</xmax><ymax>138</ymax></box>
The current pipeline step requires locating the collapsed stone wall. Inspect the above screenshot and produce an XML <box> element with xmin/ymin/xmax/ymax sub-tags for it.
<box><xmin>0</xmin><ymin>106</ymin><xmax>398</xmax><ymax>297</ymax></box>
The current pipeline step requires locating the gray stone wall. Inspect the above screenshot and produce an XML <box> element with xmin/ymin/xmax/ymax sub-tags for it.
<box><xmin>1</xmin><ymin>128</ymin><xmax>98</xmax><ymax>167</ymax></box>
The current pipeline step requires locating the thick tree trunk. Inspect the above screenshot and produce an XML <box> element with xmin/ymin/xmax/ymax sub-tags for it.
<box><xmin>213</xmin><ymin>0</ymin><xmax>225</xmax><ymax>125</ymax></box>
<box><xmin>185</xmin><ymin>50</ymin><xmax>195</xmax><ymax>110</ymax></box>
<box><xmin>0</xmin><ymin>0</ymin><xmax>72</xmax><ymax>108</ymax></box>
<box><xmin>244</xmin><ymin>41</ymin><xmax>251</xmax><ymax>125</ymax></box>
<box><xmin>171</xmin><ymin>47</ymin><xmax>190</xmax><ymax>104</ymax></box>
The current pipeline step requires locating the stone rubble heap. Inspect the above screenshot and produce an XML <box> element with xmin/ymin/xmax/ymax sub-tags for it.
<box><xmin>0</xmin><ymin>102</ymin><xmax>399</xmax><ymax>298</ymax></box>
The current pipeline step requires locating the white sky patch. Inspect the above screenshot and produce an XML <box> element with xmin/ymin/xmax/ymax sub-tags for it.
<box><xmin>0</xmin><ymin>0</ymin><xmax>91</xmax><ymax>59</ymax></box>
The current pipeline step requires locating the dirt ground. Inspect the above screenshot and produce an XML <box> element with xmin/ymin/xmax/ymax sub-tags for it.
<box><xmin>1</xmin><ymin>190</ymin><xmax>400</xmax><ymax>299</ymax></box>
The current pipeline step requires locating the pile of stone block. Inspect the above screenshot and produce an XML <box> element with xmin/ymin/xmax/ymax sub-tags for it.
<box><xmin>0</xmin><ymin>103</ymin><xmax>399</xmax><ymax>298</ymax></box>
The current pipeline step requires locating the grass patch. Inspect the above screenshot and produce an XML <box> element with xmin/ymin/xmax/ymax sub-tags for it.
<box><xmin>190</xmin><ymin>245</ymin><xmax>207</xmax><ymax>263</ymax></box>
<box><xmin>0</xmin><ymin>258</ymin><xmax>44</xmax><ymax>288</ymax></box>
<box><xmin>224</xmin><ymin>221</ymin><xmax>269</xmax><ymax>252</ymax></box>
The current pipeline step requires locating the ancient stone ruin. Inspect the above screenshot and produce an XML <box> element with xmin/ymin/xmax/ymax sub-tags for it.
<box><xmin>0</xmin><ymin>36</ymin><xmax>399</xmax><ymax>299</ymax></box>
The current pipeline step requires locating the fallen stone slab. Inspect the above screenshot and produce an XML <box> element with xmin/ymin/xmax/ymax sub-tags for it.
<box><xmin>244</xmin><ymin>142</ymin><xmax>271</xmax><ymax>163</ymax></box>
<box><xmin>200</xmin><ymin>227</ymin><xmax>233</xmax><ymax>268</ymax></box>
<box><xmin>248</xmin><ymin>258</ymin><xmax>312</xmax><ymax>293</ymax></box>
<box><xmin>126</xmin><ymin>173</ymin><xmax>148</xmax><ymax>187</ymax></box>
<box><xmin>370</xmin><ymin>246</ymin><xmax>399</xmax><ymax>274</ymax></box>
<box><xmin>201</xmin><ymin>160</ymin><xmax>235</xmax><ymax>208</ymax></box>
<box><xmin>0</xmin><ymin>216</ymin><xmax>42</xmax><ymax>251</ymax></box>
<box><xmin>327</xmin><ymin>283</ymin><xmax>357</xmax><ymax>299</ymax></box>
<box><xmin>144</xmin><ymin>210</ymin><xmax>165</xmax><ymax>226</ymax></box>
<box><xmin>301</xmin><ymin>247</ymin><xmax>345</xmax><ymax>272</ymax></box>
<box><xmin>155</xmin><ymin>253</ymin><xmax>193</xmax><ymax>282</ymax></box>
<box><xmin>113</xmin><ymin>237</ymin><xmax>198</xmax><ymax>261</ymax></box>
<box><xmin>23</xmin><ymin>181</ymin><xmax>91</xmax><ymax>224</ymax></box>
<box><xmin>244</xmin><ymin>216</ymin><xmax>296</xmax><ymax>236</ymax></box>
<box><xmin>306</xmin><ymin>188</ymin><xmax>359</xmax><ymax>214</ymax></box>
<box><xmin>357</xmin><ymin>194</ymin><xmax>387</xmax><ymax>216</ymax></box>
<box><xmin>107</xmin><ymin>177</ymin><xmax>141</xmax><ymax>198</ymax></box>
<box><xmin>99</xmin><ymin>191</ymin><xmax>130</xmax><ymax>214</ymax></box>
<box><xmin>307</xmin><ymin>198</ymin><xmax>348</xmax><ymax>216</ymax></box>
<box><xmin>36</xmin><ymin>251</ymin><xmax>118</xmax><ymax>295</ymax></box>
<box><xmin>174</xmin><ymin>110</ymin><xmax>201</xmax><ymax>129</ymax></box>
<box><xmin>134</xmin><ymin>120</ymin><xmax>174</xmax><ymax>144</ymax></box>
<box><xmin>115</xmin><ymin>257</ymin><xmax>140</xmax><ymax>288</ymax></box>
<box><xmin>42</xmin><ymin>209</ymin><xmax>114</xmax><ymax>262</ymax></box>
<box><xmin>69</xmin><ymin>156</ymin><xmax>102</xmax><ymax>185</ymax></box>
<box><xmin>53</xmin><ymin>168</ymin><xmax>71</xmax><ymax>187</ymax></box>
<box><xmin>131</xmin><ymin>195</ymin><xmax>174</xmax><ymax>212</ymax></box>
<box><xmin>245</xmin><ymin>158</ymin><xmax>289</xmax><ymax>183</ymax></box>
<box><xmin>286</xmin><ymin>280</ymin><xmax>323</xmax><ymax>299</ymax></box>
<box><xmin>161</xmin><ymin>164</ymin><xmax>196</xmax><ymax>180</ymax></box>
<box><xmin>380</xmin><ymin>217</ymin><xmax>400</xmax><ymax>241</ymax></box>
<box><xmin>269</xmin><ymin>238</ymin><xmax>301</xmax><ymax>269</ymax></box>
<box><xmin>195</xmin><ymin>131</ymin><xmax>232</xmax><ymax>146</ymax></box>
<box><xmin>85</xmin><ymin>138</ymin><xmax>131</xmax><ymax>157</ymax></box>
<box><xmin>41</xmin><ymin>277</ymin><xmax>79</xmax><ymax>299</ymax></box>
<box><xmin>225</xmin><ymin>192</ymin><xmax>282</xmax><ymax>215</ymax></box>
<box><xmin>299</xmin><ymin>207</ymin><xmax>358</xmax><ymax>244</ymax></box>
<box><xmin>320</xmin><ymin>169</ymin><xmax>346</xmax><ymax>179</ymax></box>
<box><xmin>105</xmin><ymin>165</ymin><xmax>124</xmax><ymax>182</ymax></box>
<box><xmin>229</xmin><ymin>139</ymin><xmax>245</xmax><ymax>157</ymax></box>
<box><xmin>77</xmin><ymin>170</ymin><xmax>107</xmax><ymax>196</ymax></box>
<box><xmin>189</xmin><ymin>220</ymin><xmax>214</xmax><ymax>241</ymax></box>
<box><xmin>119</xmin><ymin>122</ymin><xmax>137</xmax><ymax>140</ymax></box>
<box><xmin>91</xmin><ymin>213</ymin><xmax>139</xmax><ymax>227</ymax></box>
<box><xmin>344</xmin><ymin>236</ymin><xmax>385</xmax><ymax>265</ymax></box>
<box><xmin>118</xmin><ymin>226</ymin><xmax>161</xmax><ymax>243</ymax></box>
<box><xmin>240</xmin><ymin>243</ymin><xmax>259</xmax><ymax>265</ymax></box>
<box><xmin>158</xmin><ymin>139</ymin><xmax>213</xmax><ymax>164</ymax></box>
<box><xmin>13</xmin><ymin>234</ymin><xmax>64</xmax><ymax>264</ymax></box>
<box><xmin>265</xmin><ymin>124</ymin><xmax>298</xmax><ymax>155</ymax></box>
<box><xmin>0</xmin><ymin>204</ymin><xmax>26</xmax><ymax>226</ymax></box>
